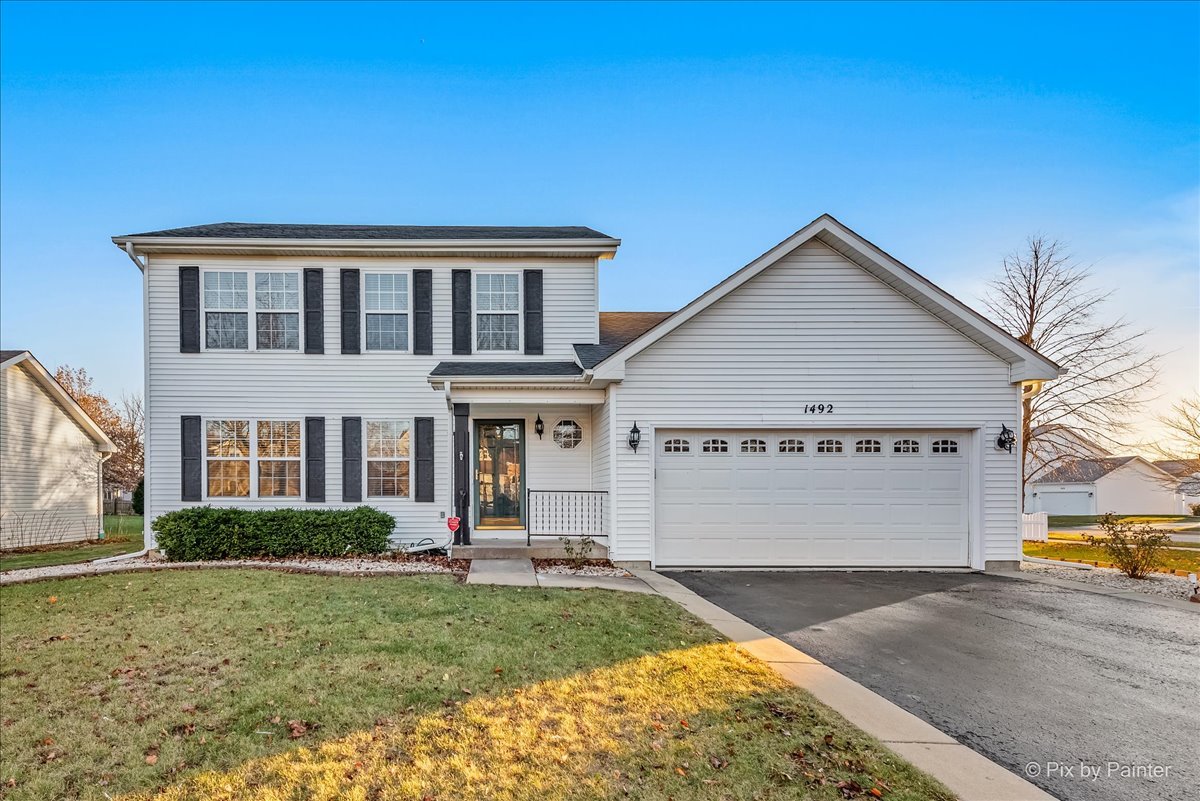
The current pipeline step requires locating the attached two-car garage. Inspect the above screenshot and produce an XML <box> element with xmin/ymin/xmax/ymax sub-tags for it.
<box><xmin>653</xmin><ymin>430</ymin><xmax>970</xmax><ymax>568</ymax></box>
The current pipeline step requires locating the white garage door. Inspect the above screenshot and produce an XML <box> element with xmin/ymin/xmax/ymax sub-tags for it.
<box><xmin>654</xmin><ymin>430</ymin><xmax>970</xmax><ymax>567</ymax></box>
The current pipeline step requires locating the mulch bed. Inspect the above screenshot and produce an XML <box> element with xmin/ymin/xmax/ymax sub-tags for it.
<box><xmin>531</xmin><ymin>558</ymin><xmax>616</xmax><ymax>570</ymax></box>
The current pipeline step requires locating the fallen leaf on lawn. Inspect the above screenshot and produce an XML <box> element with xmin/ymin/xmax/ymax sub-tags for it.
<box><xmin>460</xmin><ymin>687</ymin><xmax>472</xmax><ymax>695</ymax></box>
<box><xmin>675</xmin><ymin>767</ymin><xmax>687</xmax><ymax>777</ymax></box>
<box><xmin>270</xmin><ymin>715</ymin><xmax>281</xmax><ymax>724</ymax></box>
<box><xmin>823</xmin><ymin>733</ymin><xmax>835</xmax><ymax>746</ymax></box>
<box><xmin>679</xmin><ymin>719</ymin><xmax>690</xmax><ymax>729</ymax></box>
<box><xmin>287</xmin><ymin>720</ymin><xmax>312</xmax><ymax>739</ymax></box>
<box><xmin>144</xmin><ymin>754</ymin><xmax>158</xmax><ymax>766</ymax></box>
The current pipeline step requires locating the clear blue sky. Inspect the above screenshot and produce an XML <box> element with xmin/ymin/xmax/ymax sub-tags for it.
<box><xmin>2</xmin><ymin>1</ymin><xmax>1197</xmax><ymax>440</ymax></box>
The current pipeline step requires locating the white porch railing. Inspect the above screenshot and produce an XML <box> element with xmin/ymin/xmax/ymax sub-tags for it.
<box><xmin>527</xmin><ymin>490</ymin><xmax>607</xmax><ymax>544</ymax></box>
<box><xmin>1022</xmin><ymin>511</ymin><xmax>1048</xmax><ymax>542</ymax></box>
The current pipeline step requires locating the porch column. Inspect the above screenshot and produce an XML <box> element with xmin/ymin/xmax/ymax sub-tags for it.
<box><xmin>453</xmin><ymin>403</ymin><xmax>471</xmax><ymax>545</ymax></box>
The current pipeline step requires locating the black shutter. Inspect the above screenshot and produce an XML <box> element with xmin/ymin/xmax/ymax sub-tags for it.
<box><xmin>181</xmin><ymin>415</ymin><xmax>202</xmax><ymax>501</ymax></box>
<box><xmin>305</xmin><ymin>416</ymin><xmax>325</xmax><ymax>502</ymax></box>
<box><xmin>413</xmin><ymin>269</ymin><xmax>433</xmax><ymax>355</ymax></box>
<box><xmin>179</xmin><ymin>266</ymin><xmax>200</xmax><ymax>353</ymax></box>
<box><xmin>414</xmin><ymin>417</ymin><xmax>435</xmax><ymax>502</ymax></box>
<box><xmin>303</xmin><ymin>268</ymin><xmax>324</xmax><ymax>354</ymax></box>
<box><xmin>342</xmin><ymin>416</ymin><xmax>362</xmax><ymax>502</ymax></box>
<box><xmin>340</xmin><ymin>269</ymin><xmax>360</xmax><ymax>354</ymax></box>
<box><xmin>451</xmin><ymin>269</ymin><xmax>472</xmax><ymax>355</ymax></box>
<box><xmin>523</xmin><ymin>269</ymin><xmax>544</xmax><ymax>355</ymax></box>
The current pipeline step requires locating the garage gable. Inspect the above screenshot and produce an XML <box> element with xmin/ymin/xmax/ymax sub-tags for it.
<box><xmin>590</xmin><ymin>215</ymin><xmax>1059</xmax><ymax>384</ymax></box>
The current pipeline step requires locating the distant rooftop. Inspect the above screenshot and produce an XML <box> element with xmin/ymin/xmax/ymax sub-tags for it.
<box><xmin>117</xmin><ymin>222</ymin><xmax>616</xmax><ymax>241</ymax></box>
<box><xmin>1033</xmin><ymin>456</ymin><xmax>1137</xmax><ymax>484</ymax></box>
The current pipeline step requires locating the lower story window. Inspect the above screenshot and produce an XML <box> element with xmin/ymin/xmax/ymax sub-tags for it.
<box><xmin>257</xmin><ymin>420</ymin><xmax>301</xmax><ymax>497</ymax></box>
<box><xmin>366</xmin><ymin>420</ymin><xmax>411</xmax><ymax>497</ymax></box>
<box><xmin>205</xmin><ymin>418</ymin><xmax>301</xmax><ymax>498</ymax></box>
<box><xmin>206</xmin><ymin>419</ymin><xmax>250</xmax><ymax>497</ymax></box>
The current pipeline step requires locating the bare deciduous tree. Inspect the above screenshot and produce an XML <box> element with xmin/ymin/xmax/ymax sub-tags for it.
<box><xmin>983</xmin><ymin>236</ymin><xmax>1158</xmax><ymax>500</ymax></box>
<box><xmin>54</xmin><ymin>365</ymin><xmax>144</xmax><ymax>493</ymax></box>
<box><xmin>1155</xmin><ymin>394</ymin><xmax>1200</xmax><ymax>462</ymax></box>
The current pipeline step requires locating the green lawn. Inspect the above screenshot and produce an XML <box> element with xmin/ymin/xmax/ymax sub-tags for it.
<box><xmin>0</xmin><ymin>571</ymin><xmax>951</xmax><ymax>801</ymax></box>
<box><xmin>0</xmin><ymin>516</ymin><xmax>143</xmax><ymax>572</ymax></box>
<box><xmin>1048</xmin><ymin>532</ymin><xmax>1200</xmax><ymax>549</ymax></box>
<box><xmin>1024</xmin><ymin>541</ymin><xmax>1200</xmax><ymax>573</ymax></box>
<box><xmin>1046</xmin><ymin>514</ymin><xmax>1199</xmax><ymax>527</ymax></box>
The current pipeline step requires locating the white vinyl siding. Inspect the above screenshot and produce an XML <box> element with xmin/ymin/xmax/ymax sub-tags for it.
<box><xmin>0</xmin><ymin>363</ymin><xmax>103</xmax><ymax>547</ymax></box>
<box><xmin>609</xmin><ymin>239</ymin><xmax>1023</xmax><ymax>568</ymax></box>
<box><xmin>143</xmin><ymin>256</ymin><xmax>599</xmax><ymax>548</ymax></box>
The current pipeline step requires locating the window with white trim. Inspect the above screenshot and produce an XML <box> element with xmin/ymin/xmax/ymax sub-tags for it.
<box><xmin>702</xmin><ymin>438</ymin><xmax>729</xmax><ymax>453</ymax></box>
<box><xmin>855</xmin><ymin>439</ymin><xmax>882</xmax><ymax>454</ymax></box>
<box><xmin>663</xmin><ymin>438</ymin><xmax>690</xmax><ymax>453</ymax></box>
<box><xmin>741</xmin><ymin>438</ymin><xmax>767</xmax><ymax>453</ymax></box>
<box><xmin>257</xmin><ymin>420</ymin><xmax>301</xmax><ymax>497</ymax></box>
<box><xmin>553</xmin><ymin>420</ymin><xmax>582</xmax><ymax>449</ymax></box>
<box><xmin>816</xmin><ymin>439</ymin><xmax>843</xmax><ymax>454</ymax></box>
<box><xmin>475</xmin><ymin>273</ymin><xmax>520</xmax><ymax>351</ymax></box>
<box><xmin>206</xmin><ymin>420</ymin><xmax>250</xmax><ymax>497</ymax></box>
<box><xmin>365</xmin><ymin>273</ymin><xmax>409</xmax><ymax>351</ymax></box>
<box><xmin>778</xmin><ymin>438</ymin><xmax>805</xmax><ymax>453</ymax></box>
<box><xmin>932</xmin><ymin>439</ymin><xmax>959</xmax><ymax>454</ymax></box>
<box><xmin>366</xmin><ymin>420</ymin><xmax>411</xmax><ymax>497</ymax></box>
<box><xmin>203</xmin><ymin>270</ymin><xmax>301</xmax><ymax>351</ymax></box>
<box><xmin>893</xmin><ymin>438</ymin><xmax>921</xmax><ymax>454</ymax></box>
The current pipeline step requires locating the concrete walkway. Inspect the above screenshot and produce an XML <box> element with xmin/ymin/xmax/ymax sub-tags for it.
<box><xmin>630</xmin><ymin>568</ymin><xmax>1056</xmax><ymax>801</ymax></box>
<box><xmin>465</xmin><ymin>558</ymin><xmax>655</xmax><ymax>593</ymax></box>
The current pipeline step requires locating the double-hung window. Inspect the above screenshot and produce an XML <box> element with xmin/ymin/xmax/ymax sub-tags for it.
<box><xmin>205</xmin><ymin>418</ymin><xmax>302</xmax><ymax>498</ymax></box>
<box><xmin>366</xmin><ymin>420</ymin><xmax>411</xmax><ymax>497</ymax></box>
<box><xmin>203</xmin><ymin>270</ymin><xmax>300</xmax><ymax>351</ymax></box>
<box><xmin>365</xmin><ymin>273</ymin><xmax>409</xmax><ymax>351</ymax></box>
<box><xmin>475</xmin><ymin>273</ymin><xmax>520</xmax><ymax>351</ymax></box>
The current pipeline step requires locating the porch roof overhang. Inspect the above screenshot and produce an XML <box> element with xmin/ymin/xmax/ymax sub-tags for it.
<box><xmin>427</xmin><ymin>361</ymin><xmax>604</xmax><ymax>402</ymax></box>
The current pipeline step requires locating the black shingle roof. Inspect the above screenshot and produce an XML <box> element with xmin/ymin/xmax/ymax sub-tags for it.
<box><xmin>574</xmin><ymin>311</ymin><xmax>674</xmax><ymax>368</ymax></box>
<box><xmin>430</xmin><ymin>361</ymin><xmax>584</xmax><ymax>378</ymax></box>
<box><xmin>1</xmin><ymin>350</ymin><xmax>28</xmax><ymax>362</ymax></box>
<box><xmin>118</xmin><ymin>223</ymin><xmax>615</xmax><ymax>240</ymax></box>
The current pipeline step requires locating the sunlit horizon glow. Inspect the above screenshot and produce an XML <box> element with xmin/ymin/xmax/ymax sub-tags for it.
<box><xmin>1</xmin><ymin>2</ymin><xmax>1196</xmax><ymax>456</ymax></box>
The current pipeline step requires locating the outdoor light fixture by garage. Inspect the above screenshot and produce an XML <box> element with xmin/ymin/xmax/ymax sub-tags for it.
<box><xmin>628</xmin><ymin>421</ymin><xmax>642</xmax><ymax>452</ymax></box>
<box><xmin>534</xmin><ymin>414</ymin><xmax>545</xmax><ymax>439</ymax></box>
<box><xmin>996</xmin><ymin>424</ymin><xmax>1016</xmax><ymax>453</ymax></box>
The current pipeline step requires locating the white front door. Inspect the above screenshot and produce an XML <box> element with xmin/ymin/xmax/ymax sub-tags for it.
<box><xmin>653</xmin><ymin>430</ymin><xmax>970</xmax><ymax>567</ymax></box>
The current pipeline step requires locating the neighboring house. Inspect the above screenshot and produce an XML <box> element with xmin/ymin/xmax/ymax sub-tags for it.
<box><xmin>1153</xmin><ymin>460</ymin><xmax>1200</xmax><ymax>513</ymax></box>
<box><xmin>1027</xmin><ymin>456</ymin><xmax>1183</xmax><ymax>516</ymax></box>
<box><xmin>1024</xmin><ymin>423</ymin><xmax>1112</xmax><ymax>484</ymax></box>
<box><xmin>0</xmin><ymin>350</ymin><xmax>117</xmax><ymax>548</ymax></box>
<box><xmin>113</xmin><ymin>215</ymin><xmax>1059</xmax><ymax>570</ymax></box>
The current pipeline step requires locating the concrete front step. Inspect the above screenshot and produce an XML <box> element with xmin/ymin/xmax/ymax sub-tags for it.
<box><xmin>453</xmin><ymin>539</ymin><xmax>609</xmax><ymax>560</ymax></box>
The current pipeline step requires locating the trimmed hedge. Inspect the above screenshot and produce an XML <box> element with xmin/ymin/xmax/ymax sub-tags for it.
<box><xmin>152</xmin><ymin>506</ymin><xmax>394</xmax><ymax>562</ymax></box>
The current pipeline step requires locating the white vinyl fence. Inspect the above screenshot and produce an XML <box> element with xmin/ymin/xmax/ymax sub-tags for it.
<box><xmin>1022</xmin><ymin>511</ymin><xmax>1048</xmax><ymax>542</ymax></box>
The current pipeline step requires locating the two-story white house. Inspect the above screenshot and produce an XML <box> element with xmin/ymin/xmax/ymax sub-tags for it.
<box><xmin>114</xmin><ymin>215</ymin><xmax>1059</xmax><ymax>571</ymax></box>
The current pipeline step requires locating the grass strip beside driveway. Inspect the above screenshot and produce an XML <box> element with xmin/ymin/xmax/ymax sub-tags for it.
<box><xmin>1023</xmin><ymin>541</ymin><xmax>1200</xmax><ymax>573</ymax></box>
<box><xmin>0</xmin><ymin>570</ymin><xmax>951</xmax><ymax>801</ymax></box>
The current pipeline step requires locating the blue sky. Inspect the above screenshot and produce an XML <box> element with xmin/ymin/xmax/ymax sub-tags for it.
<box><xmin>2</xmin><ymin>1</ymin><xmax>1197</xmax><ymax>443</ymax></box>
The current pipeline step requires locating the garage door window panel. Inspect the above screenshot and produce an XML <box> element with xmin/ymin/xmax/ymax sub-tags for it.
<box><xmin>893</xmin><ymin>439</ymin><xmax>921</xmax><ymax>454</ymax></box>
<box><xmin>702</xmin><ymin>438</ymin><xmax>729</xmax><ymax>454</ymax></box>
<box><xmin>663</xmin><ymin>438</ymin><xmax>690</xmax><ymax>454</ymax></box>
<box><xmin>817</xmin><ymin>439</ymin><xmax>843</xmax><ymax>454</ymax></box>
<box><xmin>740</xmin><ymin>438</ymin><xmax>767</xmax><ymax>454</ymax></box>
<box><xmin>855</xmin><ymin>439</ymin><xmax>882</xmax><ymax>454</ymax></box>
<box><xmin>932</xmin><ymin>439</ymin><xmax>959</xmax><ymax>454</ymax></box>
<box><xmin>779</xmin><ymin>438</ymin><xmax>805</xmax><ymax>454</ymax></box>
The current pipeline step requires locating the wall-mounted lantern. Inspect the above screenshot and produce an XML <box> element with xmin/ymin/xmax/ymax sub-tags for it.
<box><xmin>534</xmin><ymin>414</ymin><xmax>545</xmax><ymax>439</ymax></box>
<box><xmin>628</xmin><ymin>421</ymin><xmax>642</xmax><ymax>453</ymax></box>
<box><xmin>996</xmin><ymin>424</ymin><xmax>1016</xmax><ymax>453</ymax></box>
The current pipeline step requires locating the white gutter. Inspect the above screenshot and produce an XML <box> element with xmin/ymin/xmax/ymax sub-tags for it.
<box><xmin>123</xmin><ymin>242</ymin><xmax>146</xmax><ymax>271</ymax></box>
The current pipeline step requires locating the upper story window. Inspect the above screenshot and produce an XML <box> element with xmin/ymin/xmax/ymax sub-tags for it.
<box><xmin>476</xmin><ymin>273</ymin><xmax>520</xmax><ymax>352</ymax></box>
<box><xmin>203</xmin><ymin>270</ymin><xmax>300</xmax><ymax>351</ymax></box>
<box><xmin>365</xmin><ymin>273</ymin><xmax>409</xmax><ymax>351</ymax></box>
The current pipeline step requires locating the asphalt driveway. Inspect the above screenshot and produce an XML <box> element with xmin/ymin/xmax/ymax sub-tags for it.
<box><xmin>669</xmin><ymin>570</ymin><xmax>1199</xmax><ymax>801</ymax></box>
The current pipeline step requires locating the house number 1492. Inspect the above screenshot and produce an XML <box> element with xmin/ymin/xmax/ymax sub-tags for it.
<box><xmin>803</xmin><ymin>403</ymin><xmax>834</xmax><ymax>414</ymax></box>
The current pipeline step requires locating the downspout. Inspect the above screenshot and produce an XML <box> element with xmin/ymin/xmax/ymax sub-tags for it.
<box><xmin>97</xmin><ymin>452</ymin><xmax>111</xmax><ymax>539</ymax></box>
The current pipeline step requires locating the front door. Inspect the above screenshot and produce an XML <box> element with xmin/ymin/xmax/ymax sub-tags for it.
<box><xmin>475</xmin><ymin>420</ymin><xmax>524</xmax><ymax>529</ymax></box>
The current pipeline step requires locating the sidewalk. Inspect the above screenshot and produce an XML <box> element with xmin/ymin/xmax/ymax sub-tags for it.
<box><xmin>465</xmin><ymin>558</ymin><xmax>655</xmax><ymax>593</ymax></box>
<box><xmin>631</xmin><ymin>568</ymin><xmax>1057</xmax><ymax>801</ymax></box>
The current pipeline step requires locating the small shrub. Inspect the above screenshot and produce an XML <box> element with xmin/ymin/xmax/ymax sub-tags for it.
<box><xmin>131</xmin><ymin>478</ymin><xmax>145</xmax><ymax>516</ymax></box>
<box><xmin>1085</xmin><ymin>513</ymin><xmax>1171</xmax><ymax>579</ymax></box>
<box><xmin>559</xmin><ymin>535</ymin><xmax>595</xmax><ymax>569</ymax></box>
<box><xmin>152</xmin><ymin>506</ymin><xmax>394</xmax><ymax>562</ymax></box>
<box><xmin>1190</xmin><ymin>502</ymin><xmax>1200</xmax><ymax>516</ymax></box>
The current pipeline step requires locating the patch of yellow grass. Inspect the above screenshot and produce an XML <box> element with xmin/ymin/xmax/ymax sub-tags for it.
<box><xmin>121</xmin><ymin>642</ymin><xmax>944</xmax><ymax>801</ymax></box>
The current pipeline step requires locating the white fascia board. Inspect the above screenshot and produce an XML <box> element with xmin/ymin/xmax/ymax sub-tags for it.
<box><xmin>6</xmin><ymin>353</ymin><xmax>117</xmax><ymax>451</ymax></box>
<box><xmin>592</xmin><ymin>214</ymin><xmax>1061</xmax><ymax>383</ymax></box>
<box><xmin>447</xmin><ymin>388</ymin><xmax>607</xmax><ymax>405</ymax></box>
<box><xmin>112</xmin><ymin>236</ymin><xmax>621</xmax><ymax>258</ymax></box>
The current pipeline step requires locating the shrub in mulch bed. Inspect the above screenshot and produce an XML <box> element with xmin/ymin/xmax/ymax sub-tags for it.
<box><xmin>532</xmin><ymin>558</ymin><xmax>618</xmax><ymax>570</ymax></box>
<box><xmin>153</xmin><ymin>506</ymin><xmax>394</xmax><ymax>561</ymax></box>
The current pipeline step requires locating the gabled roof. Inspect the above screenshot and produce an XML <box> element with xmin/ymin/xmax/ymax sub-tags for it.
<box><xmin>589</xmin><ymin>214</ymin><xmax>1061</xmax><ymax>383</ymax></box>
<box><xmin>0</xmin><ymin>351</ymin><xmax>117</xmax><ymax>452</ymax></box>
<box><xmin>1033</xmin><ymin>456</ymin><xmax>1178</xmax><ymax>485</ymax></box>
<box><xmin>575</xmin><ymin>311</ymin><xmax>674</xmax><ymax>369</ymax></box>
<box><xmin>117</xmin><ymin>222</ymin><xmax>615</xmax><ymax>240</ymax></box>
<box><xmin>1153</xmin><ymin>459</ymin><xmax>1200</xmax><ymax>478</ymax></box>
